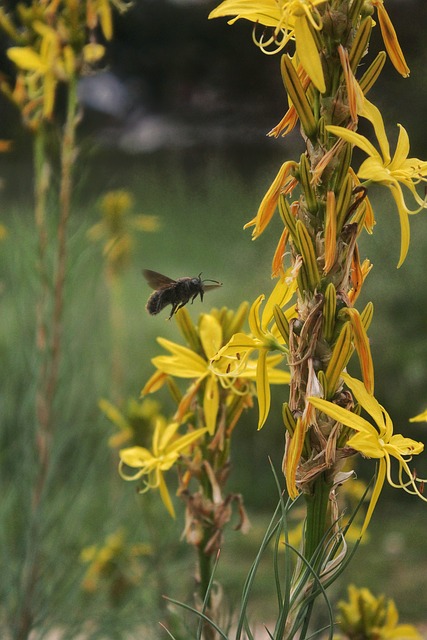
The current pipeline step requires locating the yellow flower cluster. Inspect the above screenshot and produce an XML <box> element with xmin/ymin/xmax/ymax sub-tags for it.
<box><xmin>87</xmin><ymin>189</ymin><xmax>160</xmax><ymax>273</ymax></box>
<box><xmin>0</xmin><ymin>0</ymin><xmax>128</xmax><ymax>125</ymax></box>
<box><xmin>118</xmin><ymin>297</ymin><xmax>294</xmax><ymax>516</ymax></box>
<box><xmin>80</xmin><ymin>528</ymin><xmax>151</xmax><ymax>595</ymax></box>
<box><xmin>209</xmin><ymin>0</ymin><xmax>427</xmax><ymax>541</ymax></box>
<box><xmin>336</xmin><ymin>584</ymin><xmax>422</xmax><ymax>640</ymax></box>
<box><xmin>210</xmin><ymin>0</ymin><xmax>427</xmax><ymax>269</ymax></box>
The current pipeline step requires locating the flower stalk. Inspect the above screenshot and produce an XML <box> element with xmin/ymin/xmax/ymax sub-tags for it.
<box><xmin>0</xmin><ymin>3</ymin><xmax>128</xmax><ymax>637</ymax></box>
<box><xmin>207</xmin><ymin>0</ymin><xmax>427</xmax><ymax>636</ymax></box>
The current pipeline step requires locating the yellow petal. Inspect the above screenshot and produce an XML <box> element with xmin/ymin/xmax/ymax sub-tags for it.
<box><xmin>158</xmin><ymin>472</ymin><xmax>176</xmax><ymax>518</ymax></box>
<box><xmin>153</xmin><ymin>337</ymin><xmax>207</xmax><ymax>377</ymax></box>
<box><xmin>256</xmin><ymin>349</ymin><xmax>270</xmax><ymax>430</ymax></box>
<box><xmin>166</xmin><ymin>427</ymin><xmax>208</xmax><ymax>456</ymax></box>
<box><xmin>98</xmin><ymin>398</ymin><xmax>129</xmax><ymax>432</ymax></box>
<box><xmin>245</xmin><ymin>161</ymin><xmax>297</xmax><ymax>238</ymax></box>
<box><xmin>212</xmin><ymin>333</ymin><xmax>259</xmax><ymax>361</ymax></box>
<box><xmin>341</xmin><ymin>309</ymin><xmax>374</xmax><ymax>394</ymax></box>
<box><xmin>360</xmin><ymin>98</ymin><xmax>391</xmax><ymax>163</ymax></box>
<box><xmin>410</xmin><ymin>409</ymin><xmax>427</xmax><ymax>423</ymax></box>
<box><xmin>119</xmin><ymin>446</ymin><xmax>152</xmax><ymax>468</ymax></box>
<box><xmin>388</xmin><ymin>183</ymin><xmax>410</xmax><ymax>268</ymax></box>
<box><xmin>204</xmin><ymin>376</ymin><xmax>220</xmax><ymax>435</ymax></box>
<box><xmin>341</xmin><ymin>373</ymin><xmax>385</xmax><ymax>432</ymax></box>
<box><xmin>360</xmin><ymin>459</ymin><xmax>386</xmax><ymax>535</ymax></box>
<box><xmin>199</xmin><ymin>313</ymin><xmax>223</xmax><ymax>359</ymax></box>
<box><xmin>248</xmin><ymin>294</ymin><xmax>265</xmax><ymax>340</ymax></box>
<box><xmin>157</xmin><ymin>421</ymin><xmax>181</xmax><ymax>451</ymax></box>
<box><xmin>346</xmin><ymin>430</ymin><xmax>384</xmax><ymax>459</ymax></box>
<box><xmin>7</xmin><ymin>47</ymin><xmax>47</xmax><ymax>72</ymax></box>
<box><xmin>151</xmin><ymin>355</ymin><xmax>207</xmax><ymax>378</ymax></box>
<box><xmin>262</xmin><ymin>276</ymin><xmax>297</xmax><ymax>329</ymax></box>
<box><xmin>284</xmin><ymin>417</ymin><xmax>306</xmax><ymax>499</ymax></box>
<box><xmin>326</xmin><ymin>125</ymin><xmax>380</xmax><ymax>160</ymax></box>
<box><xmin>208</xmin><ymin>0</ymin><xmax>281</xmax><ymax>26</ymax></box>
<box><xmin>141</xmin><ymin>370</ymin><xmax>168</xmax><ymax>395</ymax></box>
<box><xmin>308</xmin><ymin>395</ymin><xmax>377</xmax><ymax>438</ymax></box>
<box><xmin>294</xmin><ymin>14</ymin><xmax>325</xmax><ymax>93</ymax></box>
<box><xmin>389</xmin><ymin>124</ymin><xmax>410</xmax><ymax>170</ymax></box>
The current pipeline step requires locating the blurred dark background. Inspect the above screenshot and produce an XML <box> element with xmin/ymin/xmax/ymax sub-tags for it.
<box><xmin>1</xmin><ymin>0</ymin><xmax>427</xmax><ymax>185</ymax></box>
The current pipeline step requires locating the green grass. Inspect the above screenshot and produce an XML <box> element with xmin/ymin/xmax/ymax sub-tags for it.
<box><xmin>1</xmin><ymin>153</ymin><xmax>427</xmax><ymax>637</ymax></box>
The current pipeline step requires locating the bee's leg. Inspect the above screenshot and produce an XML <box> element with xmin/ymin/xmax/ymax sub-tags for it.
<box><xmin>171</xmin><ymin>300</ymin><xmax>188</xmax><ymax>317</ymax></box>
<box><xmin>168</xmin><ymin>302</ymin><xmax>179</xmax><ymax>319</ymax></box>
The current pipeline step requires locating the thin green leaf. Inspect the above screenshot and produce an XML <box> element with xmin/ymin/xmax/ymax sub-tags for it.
<box><xmin>197</xmin><ymin>550</ymin><xmax>222</xmax><ymax>640</ymax></box>
<box><xmin>163</xmin><ymin>596</ymin><xmax>229</xmax><ymax>640</ymax></box>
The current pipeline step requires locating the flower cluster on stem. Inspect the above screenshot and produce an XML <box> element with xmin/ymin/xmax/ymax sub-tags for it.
<box><xmin>205</xmin><ymin>0</ymin><xmax>427</xmax><ymax>635</ymax></box>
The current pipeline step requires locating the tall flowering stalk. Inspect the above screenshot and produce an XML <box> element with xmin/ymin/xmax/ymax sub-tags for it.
<box><xmin>1</xmin><ymin>0</ymin><xmax>126</xmax><ymax>504</ymax></box>
<box><xmin>119</xmin><ymin>303</ymin><xmax>291</xmax><ymax>631</ymax></box>
<box><xmin>111</xmin><ymin>1</ymin><xmax>427</xmax><ymax>637</ymax></box>
<box><xmin>0</xmin><ymin>2</ymin><xmax>127</xmax><ymax>637</ymax></box>
<box><xmin>203</xmin><ymin>0</ymin><xmax>427</xmax><ymax>636</ymax></box>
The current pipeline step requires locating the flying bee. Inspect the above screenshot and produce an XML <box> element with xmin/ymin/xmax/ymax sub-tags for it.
<box><xmin>143</xmin><ymin>269</ymin><xmax>222</xmax><ymax>319</ymax></box>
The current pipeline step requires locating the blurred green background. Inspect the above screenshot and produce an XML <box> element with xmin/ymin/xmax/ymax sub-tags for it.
<box><xmin>1</xmin><ymin>0</ymin><xmax>427</xmax><ymax>637</ymax></box>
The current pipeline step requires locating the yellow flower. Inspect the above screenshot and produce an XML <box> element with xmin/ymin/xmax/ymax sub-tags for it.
<box><xmin>119</xmin><ymin>419</ymin><xmax>207</xmax><ymax>518</ymax></box>
<box><xmin>99</xmin><ymin>396</ymin><xmax>162</xmax><ymax>448</ymax></box>
<box><xmin>80</xmin><ymin>528</ymin><xmax>151</xmax><ymax>593</ymax></box>
<box><xmin>326</xmin><ymin>100</ymin><xmax>427</xmax><ymax>266</ymax></box>
<box><xmin>209</xmin><ymin>0</ymin><xmax>327</xmax><ymax>93</ymax></box>
<box><xmin>244</xmin><ymin>160</ymin><xmax>298</xmax><ymax>238</ymax></box>
<box><xmin>144</xmin><ymin>306</ymin><xmax>290</xmax><ymax>435</ymax></box>
<box><xmin>211</xmin><ymin>276</ymin><xmax>297</xmax><ymax>429</ymax></box>
<box><xmin>145</xmin><ymin>314</ymin><xmax>223</xmax><ymax>435</ymax></box>
<box><xmin>8</xmin><ymin>43</ymin><xmax>57</xmax><ymax>118</ymax></box>
<box><xmin>86</xmin><ymin>0</ymin><xmax>114</xmax><ymax>41</ymax></box>
<box><xmin>308</xmin><ymin>373</ymin><xmax>427</xmax><ymax>535</ymax></box>
<box><xmin>87</xmin><ymin>189</ymin><xmax>159</xmax><ymax>272</ymax></box>
<box><xmin>336</xmin><ymin>584</ymin><xmax>423</xmax><ymax>640</ymax></box>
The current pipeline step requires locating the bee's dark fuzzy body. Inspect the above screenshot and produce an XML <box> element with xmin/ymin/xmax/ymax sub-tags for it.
<box><xmin>143</xmin><ymin>269</ymin><xmax>222</xmax><ymax>319</ymax></box>
<box><xmin>146</xmin><ymin>278</ymin><xmax>204</xmax><ymax>317</ymax></box>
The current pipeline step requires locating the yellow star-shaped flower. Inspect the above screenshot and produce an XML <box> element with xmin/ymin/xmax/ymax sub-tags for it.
<box><xmin>119</xmin><ymin>419</ymin><xmax>207</xmax><ymax>518</ymax></box>
<box><xmin>211</xmin><ymin>276</ymin><xmax>296</xmax><ymax>429</ymax></box>
<box><xmin>327</xmin><ymin>100</ymin><xmax>427</xmax><ymax>266</ymax></box>
<box><xmin>144</xmin><ymin>313</ymin><xmax>224</xmax><ymax>435</ymax></box>
<box><xmin>209</xmin><ymin>0</ymin><xmax>327</xmax><ymax>93</ymax></box>
<box><xmin>309</xmin><ymin>372</ymin><xmax>427</xmax><ymax>535</ymax></box>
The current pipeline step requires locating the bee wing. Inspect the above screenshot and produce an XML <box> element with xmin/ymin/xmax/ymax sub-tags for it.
<box><xmin>203</xmin><ymin>282</ymin><xmax>223</xmax><ymax>292</ymax></box>
<box><xmin>143</xmin><ymin>269</ymin><xmax>177</xmax><ymax>290</ymax></box>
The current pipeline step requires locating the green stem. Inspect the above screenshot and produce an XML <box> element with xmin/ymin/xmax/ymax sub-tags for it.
<box><xmin>197</xmin><ymin>541</ymin><xmax>216</xmax><ymax>640</ymax></box>
<box><xmin>303</xmin><ymin>474</ymin><xmax>331</xmax><ymax>565</ymax></box>
<box><xmin>16</xmin><ymin>77</ymin><xmax>80</xmax><ymax>640</ymax></box>
<box><xmin>15</xmin><ymin>120</ymin><xmax>51</xmax><ymax>640</ymax></box>
<box><xmin>34</xmin><ymin>123</ymin><xmax>51</xmax><ymax>486</ymax></box>
<box><xmin>198</xmin><ymin>542</ymin><xmax>212</xmax><ymax>602</ymax></box>
<box><xmin>45</xmin><ymin>73</ymin><xmax>79</xmax><ymax>422</ymax></box>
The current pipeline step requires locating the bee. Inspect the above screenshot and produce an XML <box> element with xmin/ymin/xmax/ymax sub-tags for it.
<box><xmin>143</xmin><ymin>269</ymin><xmax>222</xmax><ymax>319</ymax></box>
